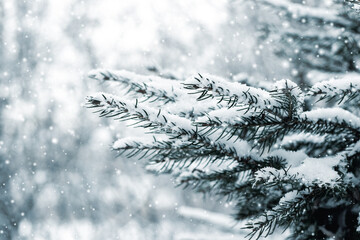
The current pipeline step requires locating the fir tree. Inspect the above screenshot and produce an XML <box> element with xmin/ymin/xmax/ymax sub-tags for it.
<box><xmin>87</xmin><ymin>68</ymin><xmax>360</xmax><ymax>239</ymax></box>
<box><xmin>86</xmin><ymin>1</ymin><xmax>360</xmax><ymax>239</ymax></box>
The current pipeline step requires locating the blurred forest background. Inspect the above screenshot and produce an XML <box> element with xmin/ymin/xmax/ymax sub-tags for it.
<box><xmin>1</xmin><ymin>0</ymin><xmax>358</xmax><ymax>239</ymax></box>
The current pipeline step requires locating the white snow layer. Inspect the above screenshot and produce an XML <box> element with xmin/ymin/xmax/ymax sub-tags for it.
<box><xmin>281</xmin><ymin>133</ymin><xmax>325</xmax><ymax>146</ymax></box>
<box><xmin>289</xmin><ymin>155</ymin><xmax>342</xmax><ymax>185</ymax></box>
<box><xmin>258</xmin><ymin>149</ymin><xmax>342</xmax><ymax>186</ymax></box>
<box><xmin>301</xmin><ymin>108</ymin><xmax>360</xmax><ymax>128</ymax></box>
<box><xmin>278</xmin><ymin>190</ymin><xmax>299</xmax><ymax>206</ymax></box>
<box><xmin>310</xmin><ymin>75</ymin><xmax>360</xmax><ymax>101</ymax></box>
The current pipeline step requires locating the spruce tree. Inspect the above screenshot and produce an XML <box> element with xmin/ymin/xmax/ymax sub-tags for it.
<box><xmin>86</xmin><ymin>1</ymin><xmax>360</xmax><ymax>239</ymax></box>
<box><xmin>86</xmin><ymin>69</ymin><xmax>360</xmax><ymax>239</ymax></box>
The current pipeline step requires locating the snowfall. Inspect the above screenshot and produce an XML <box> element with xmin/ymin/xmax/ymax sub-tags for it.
<box><xmin>2</xmin><ymin>0</ymin><xmax>350</xmax><ymax>239</ymax></box>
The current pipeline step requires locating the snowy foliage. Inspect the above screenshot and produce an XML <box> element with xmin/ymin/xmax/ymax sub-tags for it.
<box><xmin>3</xmin><ymin>0</ymin><xmax>360</xmax><ymax>239</ymax></box>
<box><xmin>87</xmin><ymin>68</ymin><xmax>360</xmax><ymax>239</ymax></box>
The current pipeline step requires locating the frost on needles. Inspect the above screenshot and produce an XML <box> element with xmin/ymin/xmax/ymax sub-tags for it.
<box><xmin>86</xmin><ymin>69</ymin><xmax>360</xmax><ymax>239</ymax></box>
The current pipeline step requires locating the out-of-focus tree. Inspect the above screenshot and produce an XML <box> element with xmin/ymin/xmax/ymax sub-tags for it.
<box><xmin>255</xmin><ymin>0</ymin><xmax>360</xmax><ymax>87</ymax></box>
<box><xmin>0</xmin><ymin>0</ymin><xmax>49</xmax><ymax>238</ymax></box>
<box><xmin>86</xmin><ymin>1</ymin><xmax>360</xmax><ymax>239</ymax></box>
<box><xmin>212</xmin><ymin>0</ymin><xmax>283</xmax><ymax>80</ymax></box>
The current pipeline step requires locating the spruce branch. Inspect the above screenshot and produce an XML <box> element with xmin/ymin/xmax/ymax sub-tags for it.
<box><xmin>86</xmin><ymin>92</ymin><xmax>193</xmax><ymax>134</ymax></box>
<box><xmin>89</xmin><ymin>70</ymin><xmax>221</xmax><ymax>119</ymax></box>
<box><xmin>86</xmin><ymin>93</ymin><xmax>257</xmax><ymax>171</ymax></box>
<box><xmin>309</xmin><ymin>76</ymin><xmax>360</xmax><ymax>105</ymax></box>
<box><xmin>178</xmin><ymin>156</ymin><xmax>287</xmax><ymax>194</ymax></box>
<box><xmin>183</xmin><ymin>73</ymin><xmax>280</xmax><ymax>109</ymax></box>
<box><xmin>245</xmin><ymin>186</ymin><xmax>352</xmax><ymax>240</ymax></box>
<box><xmin>281</xmin><ymin>133</ymin><xmax>351</xmax><ymax>157</ymax></box>
<box><xmin>194</xmin><ymin>107</ymin><xmax>360</xmax><ymax>153</ymax></box>
<box><xmin>114</xmin><ymin>137</ymin><xmax>242</xmax><ymax>172</ymax></box>
<box><xmin>89</xmin><ymin>69</ymin><xmax>181</xmax><ymax>103</ymax></box>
